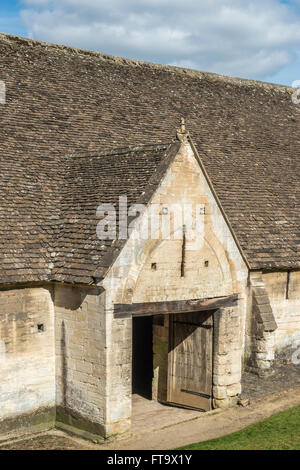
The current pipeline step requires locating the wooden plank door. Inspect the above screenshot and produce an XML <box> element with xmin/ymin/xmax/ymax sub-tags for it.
<box><xmin>167</xmin><ymin>311</ymin><xmax>213</xmax><ymax>411</ymax></box>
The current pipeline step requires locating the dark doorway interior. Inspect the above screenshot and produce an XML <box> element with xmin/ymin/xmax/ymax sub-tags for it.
<box><xmin>132</xmin><ymin>316</ymin><xmax>153</xmax><ymax>399</ymax></box>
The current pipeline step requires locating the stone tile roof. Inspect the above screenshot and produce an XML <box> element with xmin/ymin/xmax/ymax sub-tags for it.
<box><xmin>53</xmin><ymin>143</ymin><xmax>180</xmax><ymax>285</ymax></box>
<box><xmin>0</xmin><ymin>33</ymin><xmax>299</xmax><ymax>284</ymax></box>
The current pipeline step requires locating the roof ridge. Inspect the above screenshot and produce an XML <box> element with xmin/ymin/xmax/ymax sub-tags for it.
<box><xmin>0</xmin><ymin>32</ymin><xmax>293</xmax><ymax>93</ymax></box>
<box><xmin>66</xmin><ymin>142</ymin><xmax>174</xmax><ymax>159</ymax></box>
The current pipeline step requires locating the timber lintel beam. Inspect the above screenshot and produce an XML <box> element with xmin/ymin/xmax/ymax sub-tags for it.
<box><xmin>114</xmin><ymin>294</ymin><xmax>238</xmax><ymax>318</ymax></box>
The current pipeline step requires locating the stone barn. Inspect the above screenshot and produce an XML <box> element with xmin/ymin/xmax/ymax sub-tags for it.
<box><xmin>0</xmin><ymin>33</ymin><xmax>299</xmax><ymax>441</ymax></box>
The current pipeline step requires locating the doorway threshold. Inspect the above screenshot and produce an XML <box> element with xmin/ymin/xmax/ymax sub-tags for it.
<box><xmin>131</xmin><ymin>394</ymin><xmax>202</xmax><ymax>434</ymax></box>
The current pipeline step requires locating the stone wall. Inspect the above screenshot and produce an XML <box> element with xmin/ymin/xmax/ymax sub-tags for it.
<box><xmin>0</xmin><ymin>140</ymin><xmax>253</xmax><ymax>439</ymax></box>
<box><xmin>244</xmin><ymin>270</ymin><xmax>300</xmax><ymax>375</ymax></box>
<box><xmin>54</xmin><ymin>284</ymin><xmax>107</xmax><ymax>440</ymax></box>
<box><xmin>213</xmin><ymin>307</ymin><xmax>242</xmax><ymax>408</ymax></box>
<box><xmin>0</xmin><ymin>287</ymin><xmax>55</xmax><ymax>438</ymax></box>
<box><xmin>0</xmin><ymin>283</ymin><xmax>109</xmax><ymax>441</ymax></box>
<box><xmin>263</xmin><ymin>271</ymin><xmax>300</xmax><ymax>364</ymax></box>
<box><xmin>244</xmin><ymin>272</ymin><xmax>278</xmax><ymax>376</ymax></box>
<box><xmin>105</xmin><ymin>313</ymin><xmax>132</xmax><ymax>437</ymax></box>
<box><xmin>102</xmin><ymin>141</ymin><xmax>248</xmax><ymax>430</ymax></box>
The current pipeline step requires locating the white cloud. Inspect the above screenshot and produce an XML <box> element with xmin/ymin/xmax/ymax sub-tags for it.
<box><xmin>20</xmin><ymin>0</ymin><xmax>300</xmax><ymax>80</ymax></box>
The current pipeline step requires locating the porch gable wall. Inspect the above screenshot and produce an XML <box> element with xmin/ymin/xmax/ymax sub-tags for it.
<box><xmin>102</xmin><ymin>141</ymin><xmax>249</xmax><ymax>435</ymax></box>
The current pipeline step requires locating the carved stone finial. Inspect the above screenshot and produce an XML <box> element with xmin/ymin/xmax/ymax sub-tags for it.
<box><xmin>180</xmin><ymin>117</ymin><xmax>186</xmax><ymax>133</ymax></box>
<box><xmin>176</xmin><ymin>117</ymin><xmax>189</xmax><ymax>142</ymax></box>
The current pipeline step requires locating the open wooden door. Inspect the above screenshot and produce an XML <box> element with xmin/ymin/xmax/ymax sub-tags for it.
<box><xmin>167</xmin><ymin>311</ymin><xmax>213</xmax><ymax>411</ymax></box>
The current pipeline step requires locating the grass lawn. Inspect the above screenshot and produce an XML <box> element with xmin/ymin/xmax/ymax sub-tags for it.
<box><xmin>177</xmin><ymin>406</ymin><xmax>300</xmax><ymax>450</ymax></box>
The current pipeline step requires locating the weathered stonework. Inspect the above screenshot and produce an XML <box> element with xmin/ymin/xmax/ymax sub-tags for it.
<box><xmin>0</xmin><ymin>141</ymin><xmax>299</xmax><ymax>441</ymax></box>
<box><xmin>213</xmin><ymin>307</ymin><xmax>242</xmax><ymax>408</ymax></box>
<box><xmin>0</xmin><ymin>284</ymin><xmax>111</xmax><ymax>440</ymax></box>
<box><xmin>244</xmin><ymin>273</ymin><xmax>278</xmax><ymax>376</ymax></box>
<box><xmin>0</xmin><ymin>287</ymin><xmax>55</xmax><ymax>438</ymax></box>
<box><xmin>0</xmin><ymin>32</ymin><xmax>299</xmax><ymax>444</ymax></box>
<box><xmin>263</xmin><ymin>271</ymin><xmax>300</xmax><ymax>364</ymax></box>
<box><xmin>244</xmin><ymin>270</ymin><xmax>300</xmax><ymax>376</ymax></box>
<box><xmin>102</xmin><ymin>141</ymin><xmax>248</xmax><ymax>430</ymax></box>
<box><xmin>54</xmin><ymin>284</ymin><xmax>108</xmax><ymax>438</ymax></box>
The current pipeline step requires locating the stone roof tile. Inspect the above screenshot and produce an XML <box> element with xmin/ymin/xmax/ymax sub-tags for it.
<box><xmin>0</xmin><ymin>33</ymin><xmax>299</xmax><ymax>284</ymax></box>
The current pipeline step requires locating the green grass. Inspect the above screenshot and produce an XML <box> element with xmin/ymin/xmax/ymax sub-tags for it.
<box><xmin>177</xmin><ymin>406</ymin><xmax>300</xmax><ymax>450</ymax></box>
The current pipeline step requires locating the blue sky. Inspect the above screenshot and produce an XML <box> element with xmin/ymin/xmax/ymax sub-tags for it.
<box><xmin>0</xmin><ymin>1</ymin><xmax>26</xmax><ymax>36</ymax></box>
<box><xmin>1</xmin><ymin>0</ymin><xmax>300</xmax><ymax>85</ymax></box>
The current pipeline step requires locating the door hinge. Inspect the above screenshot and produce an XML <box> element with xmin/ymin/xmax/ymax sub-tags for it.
<box><xmin>181</xmin><ymin>389</ymin><xmax>212</xmax><ymax>399</ymax></box>
<box><xmin>173</xmin><ymin>321</ymin><xmax>212</xmax><ymax>329</ymax></box>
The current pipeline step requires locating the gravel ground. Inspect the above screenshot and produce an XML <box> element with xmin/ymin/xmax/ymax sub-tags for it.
<box><xmin>242</xmin><ymin>363</ymin><xmax>300</xmax><ymax>399</ymax></box>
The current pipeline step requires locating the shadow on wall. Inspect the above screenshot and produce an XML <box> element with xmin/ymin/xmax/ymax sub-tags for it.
<box><xmin>51</xmin><ymin>285</ymin><xmax>102</xmax><ymax>311</ymax></box>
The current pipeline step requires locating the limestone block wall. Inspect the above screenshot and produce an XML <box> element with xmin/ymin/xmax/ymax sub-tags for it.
<box><xmin>54</xmin><ymin>284</ymin><xmax>107</xmax><ymax>439</ymax></box>
<box><xmin>0</xmin><ymin>286</ymin><xmax>55</xmax><ymax>435</ymax></box>
<box><xmin>263</xmin><ymin>271</ymin><xmax>300</xmax><ymax>363</ymax></box>
<box><xmin>102</xmin><ymin>141</ymin><xmax>249</xmax><ymax>429</ymax></box>
<box><xmin>105</xmin><ymin>313</ymin><xmax>132</xmax><ymax>436</ymax></box>
<box><xmin>213</xmin><ymin>307</ymin><xmax>242</xmax><ymax>407</ymax></box>
<box><xmin>244</xmin><ymin>272</ymin><xmax>278</xmax><ymax>376</ymax></box>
